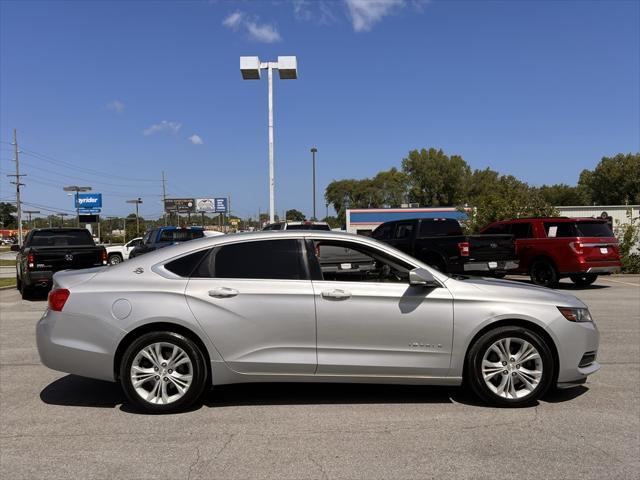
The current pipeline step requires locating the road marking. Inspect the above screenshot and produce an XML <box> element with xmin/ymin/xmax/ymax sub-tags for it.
<box><xmin>599</xmin><ymin>278</ymin><xmax>640</xmax><ymax>287</ymax></box>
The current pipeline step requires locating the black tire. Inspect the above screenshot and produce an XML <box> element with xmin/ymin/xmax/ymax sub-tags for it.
<box><xmin>529</xmin><ymin>259</ymin><xmax>558</xmax><ymax>287</ymax></box>
<box><xmin>16</xmin><ymin>275</ymin><xmax>21</xmax><ymax>291</ymax></box>
<box><xmin>569</xmin><ymin>274</ymin><xmax>597</xmax><ymax>286</ymax></box>
<box><xmin>108</xmin><ymin>254</ymin><xmax>123</xmax><ymax>265</ymax></box>
<box><xmin>491</xmin><ymin>272</ymin><xmax>507</xmax><ymax>279</ymax></box>
<box><xmin>466</xmin><ymin>326</ymin><xmax>555</xmax><ymax>407</ymax></box>
<box><xmin>20</xmin><ymin>281</ymin><xmax>33</xmax><ymax>300</ymax></box>
<box><xmin>119</xmin><ymin>331</ymin><xmax>208</xmax><ymax>414</ymax></box>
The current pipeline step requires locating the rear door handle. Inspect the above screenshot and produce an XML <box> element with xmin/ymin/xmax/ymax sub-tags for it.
<box><xmin>322</xmin><ymin>289</ymin><xmax>352</xmax><ymax>300</ymax></box>
<box><xmin>208</xmin><ymin>287</ymin><xmax>239</xmax><ymax>298</ymax></box>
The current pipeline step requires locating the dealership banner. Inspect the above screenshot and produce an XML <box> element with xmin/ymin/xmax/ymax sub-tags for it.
<box><xmin>75</xmin><ymin>193</ymin><xmax>102</xmax><ymax>210</ymax></box>
<box><xmin>164</xmin><ymin>198</ymin><xmax>195</xmax><ymax>213</ymax></box>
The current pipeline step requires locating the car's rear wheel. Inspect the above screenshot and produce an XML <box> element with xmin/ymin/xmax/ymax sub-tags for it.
<box><xmin>466</xmin><ymin>326</ymin><xmax>554</xmax><ymax>407</ymax></box>
<box><xmin>569</xmin><ymin>274</ymin><xmax>597</xmax><ymax>286</ymax></box>
<box><xmin>108</xmin><ymin>254</ymin><xmax>123</xmax><ymax>265</ymax></box>
<box><xmin>20</xmin><ymin>281</ymin><xmax>33</xmax><ymax>300</ymax></box>
<box><xmin>120</xmin><ymin>331</ymin><xmax>208</xmax><ymax>414</ymax></box>
<box><xmin>529</xmin><ymin>259</ymin><xmax>558</xmax><ymax>287</ymax></box>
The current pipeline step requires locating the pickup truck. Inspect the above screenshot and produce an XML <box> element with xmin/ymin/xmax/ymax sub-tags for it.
<box><xmin>12</xmin><ymin>228</ymin><xmax>107</xmax><ymax>299</ymax></box>
<box><xmin>105</xmin><ymin>237</ymin><xmax>142</xmax><ymax>265</ymax></box>
<box><xmin>481</xmin><ymin>217</ymin><xmax>621</xmax><ymax>287</ymax></box>
<box><xmin>129</xmin><ymin>226</ymin><xmax>204</xmax><ymax>258</ymax></box>
<box><xmin>371</xmin><ymin>218</ymin><xmax>518</xmax><ymax>275</ymax></box>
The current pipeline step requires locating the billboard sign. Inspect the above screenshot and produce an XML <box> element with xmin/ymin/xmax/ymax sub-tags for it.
<box><xmin>164</xmin><ymin>198</ymin><xmax>195</xmax><ymax>213</ymax></box>
<box><xmin>75</xmin><ymin>193</ymin><xmax>102</xmax><ymax>210</ymax></box>
<box><xmin>214</xmin><ymin>197</ymin><xmax>228</xmax><ymax>213</ymax></box>
<box><xmin>79</xmin><ymin>214</ymin><xmax>99</xmax><ymax>223</ymax></box>
<box><xmin>195</xmin><ymin>198</ymin><xmax>215</xmax><ymax>213</ymax></box>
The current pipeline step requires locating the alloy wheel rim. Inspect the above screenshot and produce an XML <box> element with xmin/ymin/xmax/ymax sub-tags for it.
<box><xmin>130</xmin><ymin>342</ymin><xmax>193</xmax><ymax>405</ymax></box>
<box><xmin>481</xmin><ymin>337</ymin><xmax>543</xmax><ymax>400</ymax></box>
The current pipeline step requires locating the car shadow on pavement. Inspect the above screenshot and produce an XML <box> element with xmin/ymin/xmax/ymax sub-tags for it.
<box><xmin>40</xmin><ymin>375</ymin><xmax>589</xmax><ymax>413</ymax></box>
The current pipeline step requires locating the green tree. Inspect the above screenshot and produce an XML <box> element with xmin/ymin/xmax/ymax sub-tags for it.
<box><xmin>578</xmin><ymin>153</ymin><xmax>640</xmax><ymax>205</ymax></box>
<box><xmin>536</xmin><ymin>183</ymin><xmax>590</xmax><ymax>206</ymax></box>
<box><xmin>401</xmin><ymin>148</ymin><xmax>471</xmax><ymax>206</ymax></box>
<box><xmin>285</xmin><ymin>209</ymin><xmax>306</xmax><ymax>221</ymax></box>
<box><xmin>465</xmin><ymin>175</ymin><xmax>558</xmax><ymax>232</ymax></box>
<box><xmin>0</xmin><ymin>202</ymin><xmax>17</xmax><ymax>228</ymax></box>
<box><xmin>322</xmin><ymin>216</ymin><xmax>340</xmax><ymax>229</ymax></box>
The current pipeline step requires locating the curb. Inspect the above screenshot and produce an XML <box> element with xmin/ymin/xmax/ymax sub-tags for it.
<box><xmin>0</xmin><ymin>285</ymin><xmax>17</xmax><ymax>291</ymax></box>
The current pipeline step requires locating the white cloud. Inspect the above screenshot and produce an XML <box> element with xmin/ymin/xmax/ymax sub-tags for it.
<box><xmin>188</xmin><ymin>134</ymin><xmax>204</xmax><ymax>145</ymax></box>
<box><xmin>143</xmin><ymin>121</ymin><xmax>182</xmax><ymax>136</ymax></box>
<box><xmin>344</xmin><ymin>0</ymin><xmax>405</xmax><ymax>32</ymax></box>
<box><xmin>222</xmin><ymin>10</ymin><xmax>281</xmax><ymax>43</ymax></box>
<box><xmin>106</xmin><ymin>100</ymin><xmax>125</xmax><ymax>113</ymax></box>
<box><xmin>245</xmin><ymin>21</ymin><xmax>281</xmax><ymax>43</ymax></box>
<box><xmin>222</xmin><ymin>11</ymin><xmax>243</xmax><ymax>29</ymax></box>
<box><xmin>293</xmin><ymin>0</ymin><xmax>337</xmax><ymax>25</ymax></box>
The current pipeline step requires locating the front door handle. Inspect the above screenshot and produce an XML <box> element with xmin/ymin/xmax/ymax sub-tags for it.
<box><xmin>208</xmin><ymin>287</ymin><xmax>239</xmax><ymax>298</ymax></box>
<box><xmin>321</xmin><ymin>289</ymin><xmax>352</xmax><ymax>300</ymax></box>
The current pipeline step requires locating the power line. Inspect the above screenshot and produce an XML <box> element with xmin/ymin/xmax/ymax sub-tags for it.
<box><xmin>6</xmin><ymin>130</ymin><xmax>25</xmax><ymax>244</ymax></box>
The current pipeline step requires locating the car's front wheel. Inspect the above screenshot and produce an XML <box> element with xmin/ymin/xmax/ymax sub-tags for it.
<box><xmin>466</xmin><ymin>326</ymin><xmax>554</xmax><ymax>407</ymax></box>
<box><xmin>120</xmin><ymin>331</ymin><xmax>208</xmax><ymax>413</ymax></box>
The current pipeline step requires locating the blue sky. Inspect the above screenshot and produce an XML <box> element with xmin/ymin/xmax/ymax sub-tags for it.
<box><xmin>1</xmin><ymin>0</ymin><xmax>638</xmax><ymax>220</ymax></box>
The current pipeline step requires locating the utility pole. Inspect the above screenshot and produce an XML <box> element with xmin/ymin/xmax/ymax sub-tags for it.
<box><xmin>126</xmin><ymin>198</ymin><xmax>143</xmax><ymax>235</ymax></box>
<box><xmin>24</xmin><ymin>210</ymin><xmax>40</xmax><ymax>229</ymax></box>
<box><xmin>7</xmin><ymin>129</ymin><xmax>26</xmax><ymax>245</ymax></box>
<box><xmin>58</xmin><ymin>213</ymin><xmax>69</xmax><ymax>227</ymax></box>
<box><xmin>161</xmin><ymin>171</ymin><xmax>167</xmax><ymax>226</ymax></box>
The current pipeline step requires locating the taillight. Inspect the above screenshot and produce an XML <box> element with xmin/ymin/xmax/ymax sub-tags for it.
<box><xmin>101</xmin><ymin>249</ymin><xmax>108</xmax><ymax>265</ymax></box>
<box><xmin>27</xmin><ymin>253</ymin><xmax>35</xmax><ymax>268</ymax></box>
<box><xmin>569</xmin><ymin>241</ymin><xmax>584</xmax><ymax>255</ymax></box>
<box><xmin>458</xmin><ymin>242</ymin><xmax>470</xmax><ymax>257</ymax></box>
<box><xmin>48</xmin><ymin>289</ymin><xmax>70</xmax><ymax>312</ymax></box>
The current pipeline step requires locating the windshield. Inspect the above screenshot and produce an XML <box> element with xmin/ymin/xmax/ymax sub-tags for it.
<box><xmin>29</xmin><ymin>230</ymin><xmax>94</xmax><ymax>247</ymax></box>
<box><xmin>576</xmin><ymin>222</ymin><xmax>614</xmax><ymax>237</ymax></box>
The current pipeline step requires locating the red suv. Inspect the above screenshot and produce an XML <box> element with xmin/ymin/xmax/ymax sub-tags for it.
<box><xmin>481</xmin><ymin>217</ymin><xmax>621</xmax><ymax>287</ymax></box>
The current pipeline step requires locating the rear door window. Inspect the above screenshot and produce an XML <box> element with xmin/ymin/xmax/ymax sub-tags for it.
<box><xmin>544</xmin><ymin>222</ymin><xmax>578</xmax><ymax>238</ymax></box>
<box><xmin>419</xmin><ymin>220</ymin><xmax>462</xmax><ymax>237</ymax></box>
<box><xmin>394</xmin><ymin>223</ymin><xmax>415</xmax><ymax>239</ymax></box>
<box><xmin>196</xmin><ymin>239</ymin><xmax>306</xmax><ymax>280</ymax></box>
<box><xmin>482</xmin><ymin>224</ymin><xmax>507</xmax><ymax>235</ymax></box>
<box><xmin>372</xmin><ymin>223</ymin><xmax>393</xmax><ymax>240</ymax></box>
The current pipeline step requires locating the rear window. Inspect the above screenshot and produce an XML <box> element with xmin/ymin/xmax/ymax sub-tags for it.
<box><xmin>158</xmin><ymin>229</ymin><xmax>204</xmax><ymax>243</ymax></box>
<box><xmin>483</xmin><ymin>224</ymin><xmax>507</xmax><ymax>235</ymax></box>
<box><xmin>576</xmin><ymin>222</ymin><xmax>614</xmax><ymax>237</ymax></box>
<box><xmin>28</xmin><ymin>230</ymin><xmax>94</xmax><ymax>247</ymax></box>
<box><xmin>286</xmin><ymin>224</ymin><xmax>331</xmax><ymax>231</ymax></box>
<box><xmin>419</xmin><ymin>220</ymin><xmax>462</xmax><ymax>237</ymax></box>
<box><xmin>510</xmin><ymin>223</ymin><xmax>532</xmax><ymax>239</ymax></box>
<box><xmin>372</xmin><ymin>223</ymin><xmax>393</xmax><ymax>240</ymax></box>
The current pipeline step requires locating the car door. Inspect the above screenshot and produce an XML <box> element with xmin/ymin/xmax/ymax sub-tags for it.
<box><xmin>124</xmin><ymin>238</ymin><xmax>142</xmax><ymax>259</ymax></box>
<box><xmin>184</xmin><ymin>238</ymin><xmax>317</xmax><ymax>375</ymax></box>
<box><xmin>309</xmin><ymin>239</ymin><xmax>454</xmax><ymax>377</ymax></box>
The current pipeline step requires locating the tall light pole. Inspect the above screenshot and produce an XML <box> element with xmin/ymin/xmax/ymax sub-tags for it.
<box><xmin>310</xmin><ymin>147</ymin><xmax>317</xmax><ymax>220</ymax></box>
<box><xmin>63</xmin><ymin>185</ymin><xmax>92</xmax><ymax>226</ymax></box>
<box><xmin>126</xmin><ymin>198</ymin><xmax>143</xmax><ymax>235</ymax></box>
<box><xmin>241</xmin><ymin>56</ymin><xmax>298</xmax><ymax>224</ymax></box>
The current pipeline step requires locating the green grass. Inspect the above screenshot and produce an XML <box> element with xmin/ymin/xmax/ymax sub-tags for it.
<box><xmin>0</xmin><ymin>277</ymin><xmax>16</xmax><ymax>288</ymax></box>
<box><xmin>0</xmin><ymin>259</ymin><xmax>16</xmax><ymax>267</ymax></box>
<box><xmin>0</xmin><ymin>246</ymin><xmax>9</xmax><ymax>252</ymax></box>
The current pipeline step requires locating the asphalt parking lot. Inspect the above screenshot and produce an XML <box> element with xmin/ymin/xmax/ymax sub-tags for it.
<box><xmin>0</xmin><ymin>276</ymin><xmax>638</xmax><ymax>480</ymax></box>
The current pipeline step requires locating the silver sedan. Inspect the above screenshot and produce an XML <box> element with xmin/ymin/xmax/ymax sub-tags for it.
<box><xmin>36</xmin><ymin>231</ymin><xmax>600</xmax><ymax>413</ymax></box>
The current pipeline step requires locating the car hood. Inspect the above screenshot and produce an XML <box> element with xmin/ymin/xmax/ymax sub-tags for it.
<box><xmin>448</xmin><ymin>276</ymin><xmax>586</xmax><ymax>308</ymax></box>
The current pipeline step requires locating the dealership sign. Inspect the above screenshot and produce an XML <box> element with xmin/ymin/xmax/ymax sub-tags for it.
<box><xmin>75</xmin><ymin>193</ymin><xmax>102</xmax><ymax>210</ymax></box>
<box><xmin>214</xmin><ymin>198</ymin><xmax>228</xmax><ymax>213</ymax></box>
<box><xmin>164</xmin><ymin>198</ymin><xmax>195</xmax><ymax>213</ymax></box>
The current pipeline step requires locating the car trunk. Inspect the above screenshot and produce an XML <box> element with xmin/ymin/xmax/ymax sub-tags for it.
<box><xmin>468</xmin><ymin>235</ymin><xmax>516</xmax><ymax>261</ymax></box>
<box><xmin>578</xmin><ymin>237</ymin><xmax>620</xmax><ymax>262</ymax></box>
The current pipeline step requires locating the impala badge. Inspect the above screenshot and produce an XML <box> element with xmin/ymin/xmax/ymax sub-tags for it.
<box><xmin>134</xmin><ymin>267</ymin><xmax>144</xmax><ymax>274</ymax></box>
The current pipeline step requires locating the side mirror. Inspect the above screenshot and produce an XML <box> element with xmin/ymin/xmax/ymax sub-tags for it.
<box><xmin>10</xmin><ymin>244</ymin><xmax>20</xmax><ymax>252</ymax></box>
<box><xmin>409</xmin><ymin>267</ymin><xmax>440</xmax><ymax>287</ymax></box>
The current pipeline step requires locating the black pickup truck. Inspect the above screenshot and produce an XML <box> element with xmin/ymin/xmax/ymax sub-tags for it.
<box><xmin>371</xmin><ymin>218</ymin><xmax>518</xmax><ymax>275</ymax></box>
<box><xmin>12</xmin><ymin>228</ymin><xmax>107</xmax><ymax>299</ymax></box>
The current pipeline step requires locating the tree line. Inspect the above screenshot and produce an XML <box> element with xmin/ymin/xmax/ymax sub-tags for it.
<box><xmin>324</xmin><ymin>149</ymin><xmax>639</xmax><ymax>231</ymax></box>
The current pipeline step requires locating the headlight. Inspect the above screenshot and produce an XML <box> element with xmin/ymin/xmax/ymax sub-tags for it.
<box><xmin>557</xmin><ymin>307</ymin><xmax>593</xmax><ymax>322</ymax></box>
